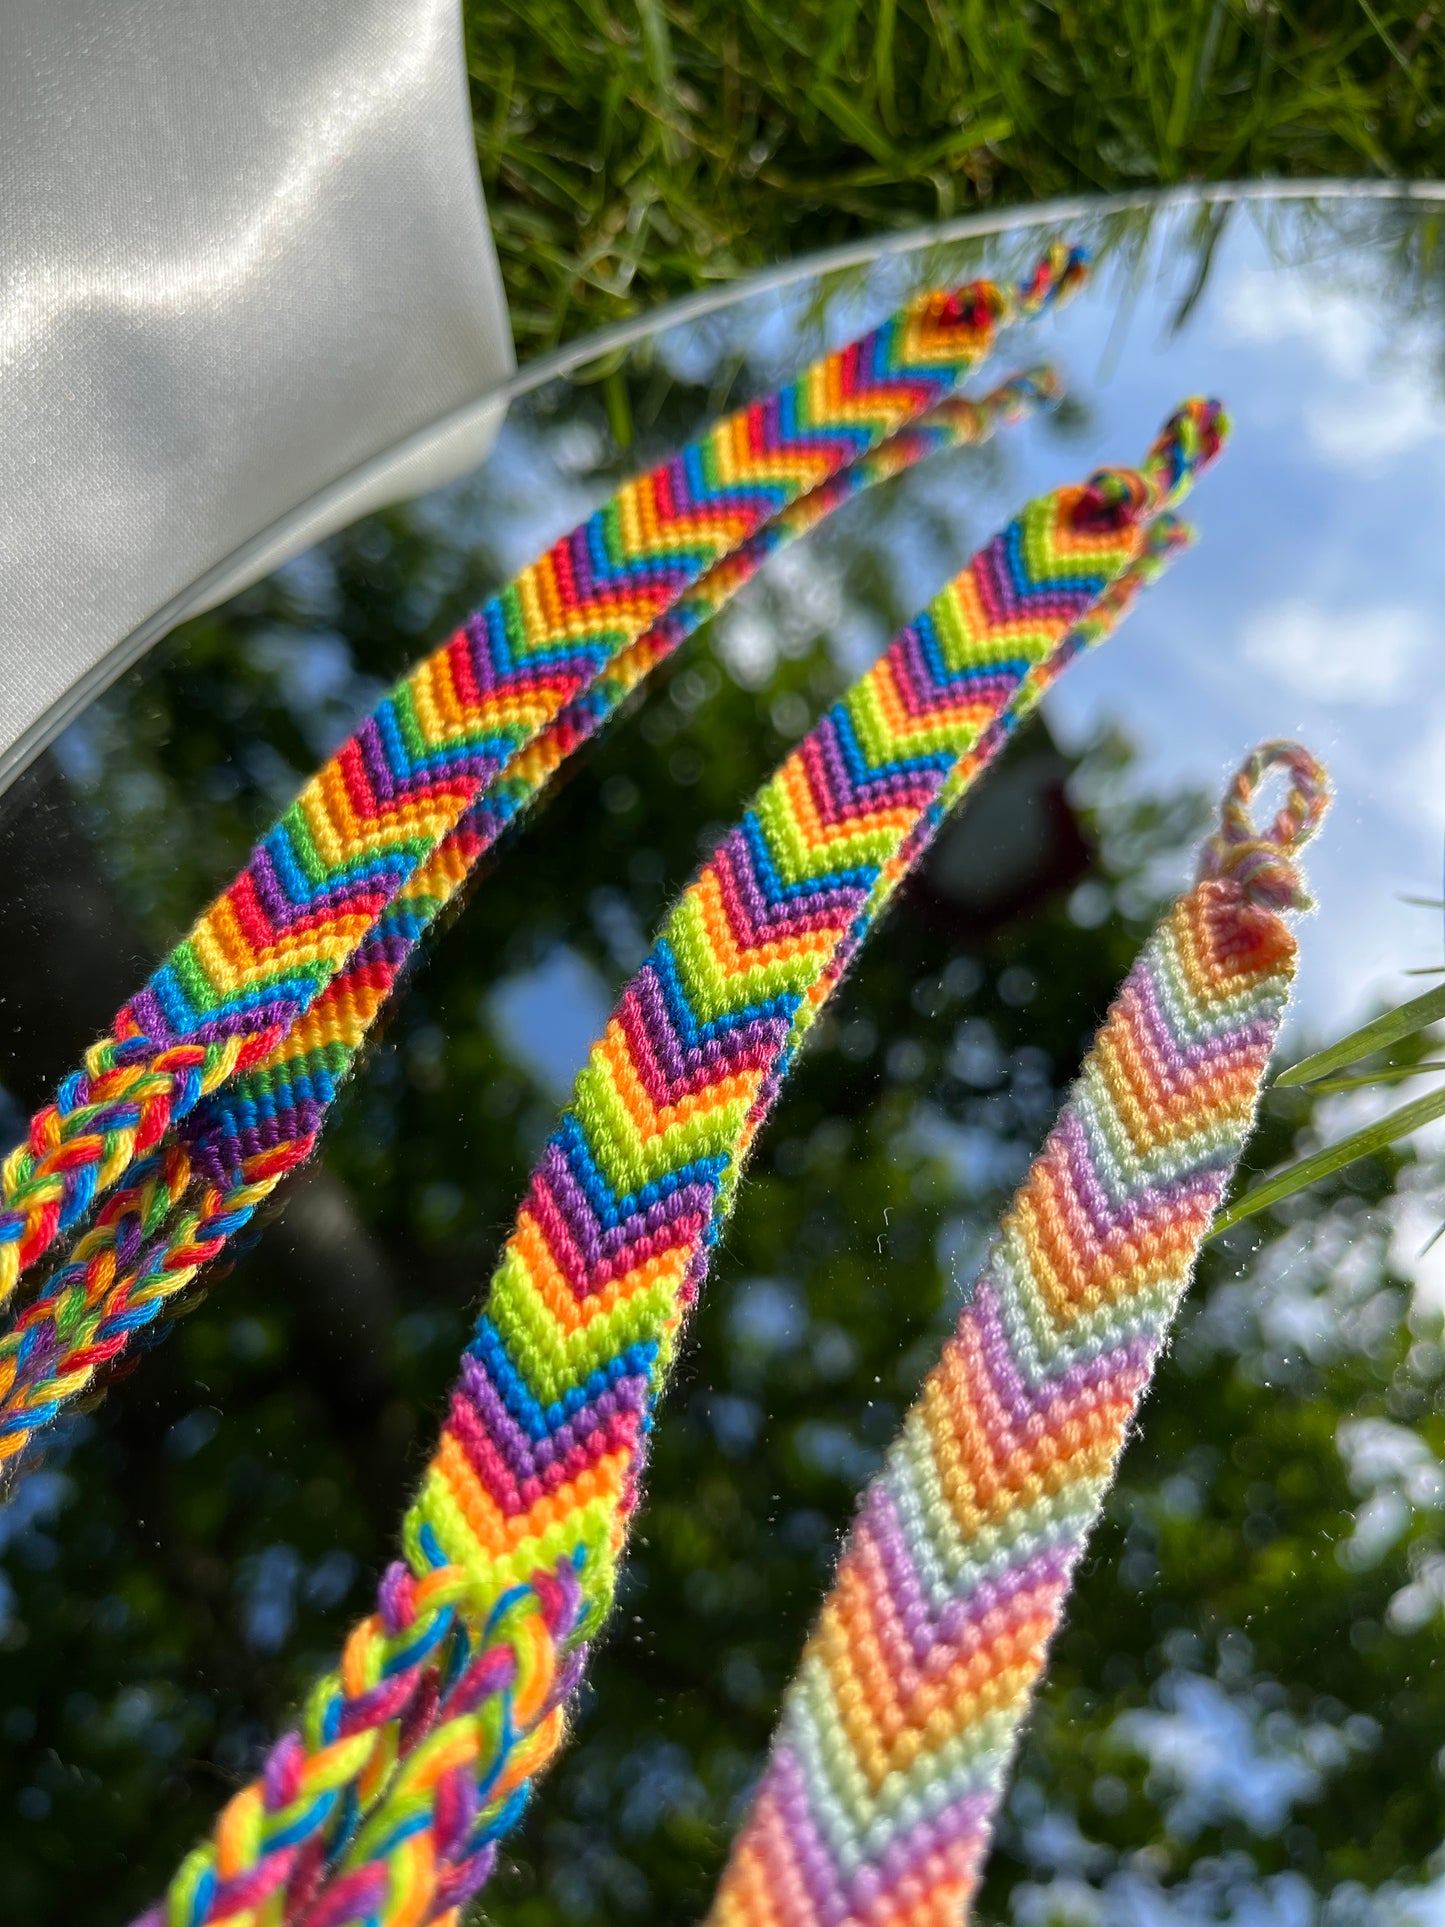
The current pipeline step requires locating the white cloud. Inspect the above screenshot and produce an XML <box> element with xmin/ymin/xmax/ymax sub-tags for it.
<box><xmin>1307</xmin><ymin>379</ymin><xmax>1439</xmax><ymax>466</ymax></box>
<box><xmin>1221</xmin><ymin>270</ymin><xmax>1376</xmax><ymax>378</ymax></box>
<box><xmin>1222</xmin><ymin>268</ymin><xmax>1445</xmax><ymax>468</ymax></box>
<box><xmin>1239</xmin><ymin>597</ymin><xmax>1431</xmax><ymax>703</ymax></box>
<box><xmin>1386</xmin><ymin>706</ymin><xmax>1445</xmax><ymax>830</ymax></box>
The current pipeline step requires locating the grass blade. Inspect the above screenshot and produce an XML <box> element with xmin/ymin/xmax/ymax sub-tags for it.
<box><xmin>1274</xmin><ymin>982</ymin><xmax>1445</xmax><ymax>1088</ymax></box>
<box><xmin>1311</xmin><ymin>1062</ymin><xmax>1445</xmax><ymax>1095</ymax></box>
<box><xmin>1211</xmin><ymin>1083</ymin><xmax>1445</xmax><ymax>1238</ymax></box>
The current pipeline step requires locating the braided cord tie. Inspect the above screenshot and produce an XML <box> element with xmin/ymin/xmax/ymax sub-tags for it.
<box><xmin>1198</xmin><ymin>738</ymin><xmax>1329</xmax><ymax>913</ymax></box>
<box><xmin>0</xmin><ymin>374</ymin><xmax>1058</xmax><ymax>1475</ymax></box>
<box><xmin>705</xmin><ymin>743</ymin><xmax>1329</xmax><ymax>1927</ymax></box>
<box><xmin>0</xmin><ymin>250</ymin><xmax>1088</xmax><ymax>1306</ymax></box>
<box><xmin>136</xmin><ymin>401</ymin><xmax>1225</xmax><ymax>1927</ymax></box>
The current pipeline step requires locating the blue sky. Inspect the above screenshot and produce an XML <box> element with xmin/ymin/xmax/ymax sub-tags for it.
<box><xmin>478</xmin><ymin>203</ymin><xmax>1445</xmax><ymax>1303</ymax></box>
<box><xmin>630</xmin><ymin>208</ymin><xmax>1445</xmax><ymax>1040</ymax></box>
<box><xmin>1016</xmin><ymin>216</ymin><xmax>1445</xmax><ymax>1041</ymax></box>
<box><xmin>1007</xmin><ymin>213</ymin><xmax>1445</xmax><ymax>1306</ymax></box>
<box><xmin>395</xmin><ymin>208</ymin><xmax>1445</xmax><ymax>1905</ymax></box>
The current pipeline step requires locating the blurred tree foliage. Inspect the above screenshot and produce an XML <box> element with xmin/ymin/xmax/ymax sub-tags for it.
<box><xmin>465</xmin><ymin>0</ymin><xmax>1445</xmax><ymax>351</ymax></box>
<box><xmin>1</xmin><ymin>322</ymin><xmax>1443</xmax><ymax>1927</ymax></box>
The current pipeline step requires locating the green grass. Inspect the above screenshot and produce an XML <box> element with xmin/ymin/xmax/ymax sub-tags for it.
<box><xmin>465</xmin><ymin>0</ymin><xmax>1445</xmax><ymax>351</ymax></box>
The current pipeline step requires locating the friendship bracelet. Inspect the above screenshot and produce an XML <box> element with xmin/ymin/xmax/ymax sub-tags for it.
<box><xmin>0</xmin><ymin>249</ymin><xmax>1086</xmax><ymax>1309</ymax></box>
<box><xmin>0</xmin><ymin>373</ymin><xmax>1058</xmax><ymax>1475</ymax></box>
<box><xmin>706</xmin><ymin>743</ymin><xmax>1328</xmax><ymax>1927</ymax></box>
<box><xmin>138</xmin><ymin>401</ymin><xmax>1224</xmax><ymax>1927</ymax></box>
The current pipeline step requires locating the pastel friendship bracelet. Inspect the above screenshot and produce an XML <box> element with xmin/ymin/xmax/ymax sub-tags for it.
<box><xmin>706</xmin><ymin>742</ymin><xmax>1329</xmax><ymax>1927</ymax></box>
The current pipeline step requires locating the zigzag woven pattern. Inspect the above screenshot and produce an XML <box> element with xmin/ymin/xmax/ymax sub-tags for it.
<box><xmin>0</xmin><ymin>251</ymin><xmax>1087</xmax><ymax>1308</ymax></box>
<box><xmin>0</xmin><ymin>375</ymin><xmax>1058</xmax><ymax>1473</ymax></box>
<box><xmin>137</xmin><ymin>402</ymin><xmax>1223</xmax><ymax>1927</ymax></box>
<box><xmin>705</xmin><ymin>743</ymin><xmax>1329</xmax><ymax>1927</ymax></box>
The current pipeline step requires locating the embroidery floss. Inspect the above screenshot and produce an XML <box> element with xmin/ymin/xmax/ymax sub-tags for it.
<box><xmin>136</xmin><ymin>402</ymin><xmax>1224</xmax><ymax>1927</ymax></box>
<box><xmin>0</xmin><ymin>256</ymin><xmax>1086</xmax><ymax>1309</ymax></box>
<box><xmin>0</xmin><ymin>373</ymin><xmax>1058</xmax><ymax>1473</ymax></box>
<box><xmin>705</xmin><ymin>741</ymin><xmax>1329</xmax><ymax>1927</ymax></box>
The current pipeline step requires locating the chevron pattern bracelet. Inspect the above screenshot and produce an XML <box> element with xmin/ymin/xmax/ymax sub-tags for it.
<box><xmin>138</xmin><ymin>399</ymin><xmax>1225</xmax><ymax>1927</ymax></box>
<box><xmin>0</xmin><ymin>264</ymin><xmax>1082</xmax><ymax>1475</ymax></box>
<box><xmin>707</xmin><ymin>742</ymin><xmax>1329</xmax><ymax>1927</ymax></box>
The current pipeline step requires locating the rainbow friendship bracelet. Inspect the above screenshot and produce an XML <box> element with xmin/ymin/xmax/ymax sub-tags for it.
<box><xmin>0</xmin><ymin>251</ymin><xmax>1088</xmax><ymax>1318</ymax></box>
<box><xmin>137</xmin><ymin>400</ymin><xmax>1225</xmax><ymax>1927</ymax></box>
<box><xmin>706</xmin><ymin>743</ymin><xmax>1329</xmax><ymax>1927</ymax></box>
<box><xmin>0</xmin><ymin>372</ymin><xmax>1059</xmax><ymax>1474</ymax></box>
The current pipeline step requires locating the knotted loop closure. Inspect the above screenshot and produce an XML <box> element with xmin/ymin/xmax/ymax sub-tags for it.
<box><xmin>1073</xmin><ymin>397</ymin><xmax>1229</xmax><ymax>531</ymax></box>
<box><xmin>917</xmin><ymin>241</ymin><xmax>1087</xmax><ymax>348</ymax></box>
<box><xmin>1018</xmin><ymin>240</ymin><xmax>1091</xmax><ymax>313</ymax></box>
<box><xmin>1199</xmin><ymin>739</ymin><xmax>1331</xmax><ymax>913</ymax></box>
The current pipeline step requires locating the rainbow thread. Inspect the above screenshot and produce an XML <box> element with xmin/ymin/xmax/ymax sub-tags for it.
<box><xmin>0</xmin><ymin>375</ymin><xmax>1058</xmax><ymax>1473</ymax></box>
<box><xmin>136</xmin><ymin>401</ymin><xmax>1225</xmax><ymax>1927</ymax></box>
<box><xmin>0</xmin><ymin>252</ymin><xmax>1091</xmax><ymax>1311</ymax></box>
<box><xmin>705</xmin><ymin>742</ymin><xmax>1327</xmax><ymax>1927</ymax></box>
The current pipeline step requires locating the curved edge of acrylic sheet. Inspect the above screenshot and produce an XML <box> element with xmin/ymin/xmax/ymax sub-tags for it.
<box><xmin>13</xmin><ymin>163</ymin><xmax>1442</xmax><ymax>802</ymax></box>
<box><xmin>0</xmin><ymin>0</ymin><xmax>514</xmax><ymax>796</ymax></box>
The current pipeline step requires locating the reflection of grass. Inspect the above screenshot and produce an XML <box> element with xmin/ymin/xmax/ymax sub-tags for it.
<box><xmin>465</xmin><ymin>0</ymin><xmax>1444</xmax><ymax>350</ymax></box>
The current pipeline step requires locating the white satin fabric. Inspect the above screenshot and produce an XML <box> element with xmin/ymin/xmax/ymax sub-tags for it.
<box><xmin>0</xmin><ymin>0</ymin><xmax>514</xmax><ymax>792</ymax></box>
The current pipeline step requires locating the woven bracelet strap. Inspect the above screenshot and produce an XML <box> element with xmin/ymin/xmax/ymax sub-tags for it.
<box><xmin>705</xmin><ymin>741</ymin><xmax>1330</xmax><ymax>1927</ymax></box>
<box><xmin>136</xmin><ymin>401</ymin><xmax>1224</xmax><ymax>1927</ymax></box>
<box><xmin>0</xmin><ymin>251</ymin><xmax>1087</xmax><ymax>1307</ymax></box>
<box><xmin>0</xmin><ymin>374</ymin><xmax>1057</xmax><ymax>1477</ymax></box>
